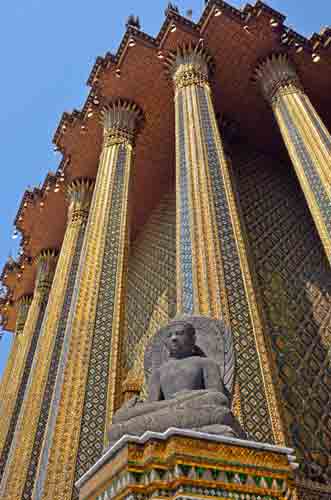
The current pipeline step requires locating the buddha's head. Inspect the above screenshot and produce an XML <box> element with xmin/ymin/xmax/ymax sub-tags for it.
<box><xmin>163</xmin><ymin>320</ymin><xmax>197</xmax><ymax>359</ymax></box>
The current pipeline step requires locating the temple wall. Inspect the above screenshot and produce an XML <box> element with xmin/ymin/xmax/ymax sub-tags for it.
<box><xmin>233</xmin><ymin>145</ymin><xmax>331</xmax><ymax>483</ymax></box>
<box><xmin>124</xmin><ymin>145</ymin><xmax>331</xmax><ymax>481</ymax></box>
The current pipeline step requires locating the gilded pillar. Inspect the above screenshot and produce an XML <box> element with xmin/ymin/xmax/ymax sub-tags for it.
<box><xmin>167</xmin><ymin>46</ymin><xmax>227</xmax><ymax>317</ymax></box>
<box><xmin>255</xmin><ymin>53</ymin><xmax>331</xmax><ymax>264</ymax></box>
<box><xmin>0</xmin><ymin>295</ymin><xmax>32</xmax><ymax>403</ymax></box>
<box><xmin>0</xmin><ymin>250</ymin><xmax>57</xmax><ymax>487</ymax></box>
<box><xmin>167</xmin><ymin>44</ymin><xmax>286</xmax><ymax>444</ymax></box>
<box><xmin>0</xmin><ymin>295</ymin><xmax>32</xmax><ymax>446</ymax></box>
<box><xmin>32</xmin><ymin>101</ymin><xmax>142</xmax><ymax>500</ymax></box>
<box><xmin>0</xmin><ymin>180</ymin><xmax>93</xmax><ymax>500</ymax></box>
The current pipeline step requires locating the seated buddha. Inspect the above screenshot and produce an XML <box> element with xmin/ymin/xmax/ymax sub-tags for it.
<box><xmin>108</xmin><ymin>316</ymin><xmax>245</xmax><ymax>447</ymax></box>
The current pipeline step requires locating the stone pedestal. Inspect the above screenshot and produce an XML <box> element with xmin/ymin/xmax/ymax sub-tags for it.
<box><xmin>76</xmin><ymin>429</ymin><xmax>297</xmax><ymax>500</ymax></box>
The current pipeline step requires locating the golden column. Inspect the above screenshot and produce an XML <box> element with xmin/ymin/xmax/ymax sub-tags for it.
<box><xmin>0</xmin><ymin>295</ymin><xmax>32</xmax><ymax>403</ymax></box>
<box><xmin>0</xmin><ymin>179</ymin><xmax>94</xmax><ymax>500</ymax></box>
<box><xmin>0</xmin><ymin>295</ymin><xmax>32</xmax><ymax>457</ymax></box>
<box><xmin>255</xmin><ymin>53</ymin><xmax>331</xmax><ymax>264</ymax></box>
<box><xmin>0</xmin><ymin>296</ymin><xmax>32</xmax><ymax>472</ymax></box>
<box><xmin>167</xmin><ymin>45</ymin><xmax>224</xmax><ymax>317</ymax></box>
<box><xmin>31</xmin><ymin>101</ymin><xmax>142</xmax><ymax>500</ymax></box>
<box><xmin>0</xmin><ymin>249</ymin><xmax>57</xmax><ymax>488</ymax></box>
<box><xmin>166</xmin><ymin>43</ymin><xmax>286</xmax><ymax>445</ymax></box>
<box><xmin>0</xmin><ymin>295</ymin><xmax>32</xmax><ymax>406</ymax></box>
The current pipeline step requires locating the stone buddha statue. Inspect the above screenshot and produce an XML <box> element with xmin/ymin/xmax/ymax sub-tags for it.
<box><xmin>108</xmin><ymin>316</ymin><xmax>244</xmax><ymax>447</ymax></box>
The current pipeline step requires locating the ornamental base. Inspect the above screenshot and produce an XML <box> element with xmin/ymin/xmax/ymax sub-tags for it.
<box><xmin>76</xmin><ymin>428</ymin><xmax>298</xmax><ymax>500</ymax></box>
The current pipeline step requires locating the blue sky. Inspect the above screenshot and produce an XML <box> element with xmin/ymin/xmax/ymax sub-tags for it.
<box><xmin>0</xmin><ymin>0</ymin><xmax>330</xmax><ymax>377</ymax></box>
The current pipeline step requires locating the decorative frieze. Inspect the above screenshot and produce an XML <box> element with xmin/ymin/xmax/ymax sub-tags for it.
<box><xmin>76</xmin><ymin>430</ymin><xmax>296</xmax><ymax>500</ymax></box>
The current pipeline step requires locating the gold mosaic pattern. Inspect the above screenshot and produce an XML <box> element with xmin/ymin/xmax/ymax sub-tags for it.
<box><xmin>125</xmin><ymin>191</ymin><xmax>176</xmax><ymax>375</ymax></box>
<box><xmin>35</xmin><ymin>147</ymin><xmax>118</xmax><ymax>500</ymax></box>
<box><xmin>23</xmin><ymin>225</ymin><xmax>87</xmax><ymax>500</ymax></box>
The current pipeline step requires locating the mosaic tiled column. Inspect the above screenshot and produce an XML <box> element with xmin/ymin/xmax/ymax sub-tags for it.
<box><xmin>167</xmin><ymin>46</ymin><xmax>224</xmax><ymax>318</ymax></box>
<box><xmin>0</xmin><ymin>296</ymin><xmax>32</xmax><ymax>402</ymax></box>
<box><xmin>0</xmin><ymin>295</ymin><xmax>32</xmax><ymax>403</ymax></box>
<box><xmin>30</xmin><ymin>101</ymin><xmax>142</xmax><ymax>500</ymax></box>
<box><xmin>0</xmin><ymin>250</ymin><xmax>57</xmax><ymax>488</ymax></box>
<box><xmin>166</xmin><ymin>43</ymin><xmax>286</xmax><ymax>445</ymax></box>
<box><xmin>0</xmin><ymin>181</ymin><xmax>94</xmax><ymax>500</ymax></box>
<box><xmin>0</xmin><ymin>295</ymin><xmax>32</xmax><ymax>452</ymax></box>
<box><xmin>255</xmin><ymin>54</ymin><xmax>331</xmax><ymax>264</ymax></box>
<box><xmin>29</xmin><ymin>180</ymin><xmax>94</xmax><ymax>500</ymax></box>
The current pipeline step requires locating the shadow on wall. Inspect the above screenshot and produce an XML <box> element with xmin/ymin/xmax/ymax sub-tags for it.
<box><xmin>233</xmin><ymin>143</ymin><xmax>331</xmax><ymax>485</ymax></box>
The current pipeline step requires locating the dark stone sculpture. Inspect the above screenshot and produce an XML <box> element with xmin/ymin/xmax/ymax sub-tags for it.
<box><xmin>108</xmin><ymin>316</ymin><xmax>244</xmax><ymax>447</ymax></box>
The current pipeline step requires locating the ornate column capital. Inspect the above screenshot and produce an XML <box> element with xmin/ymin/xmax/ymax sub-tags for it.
<box><xmin>255</xmin><ymin>54</ymin><xmax>302</xmax><ymax>105</ymax></box>
<box><xmin>67</xmin><ymin>177</ymin><xmax>95</xmax><ymax>224</ymax></box>
<box><xmin>15</xmin><ymin>295</ymin><xmax>33</xmax><ymax>336</ymax></box>
<box><xmin>100</xmin><ymin>100</ymin><xmax>143</xmax><ymax>147</ymax></box>
<box><xmin>34</xmin><ymin>249</ymin><xmax>58</xmax><ymax>297</ymax></box>
<box><xmin>17</xmin><ymin>295</ymin><xmax>33</xmax><ymax>307</ymax></box>
<box><xmin>165</xmin><ymin>43</ymin><xmax>213</xmax><ymax>90</ymax></box>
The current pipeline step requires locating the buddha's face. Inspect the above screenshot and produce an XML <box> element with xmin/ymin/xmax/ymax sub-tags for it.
<box><xmin>164</xmin><ymin>323</ymin><xmax>196</xmax><ymax>358</ymax></box>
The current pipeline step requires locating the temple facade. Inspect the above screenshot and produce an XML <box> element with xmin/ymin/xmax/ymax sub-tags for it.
<box><xmin>0</xmin><ymin>1</ymin><xmax>330</xmax><ymax>499</ymax></box>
